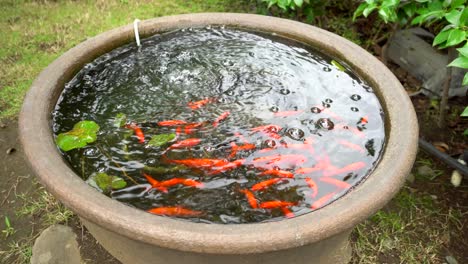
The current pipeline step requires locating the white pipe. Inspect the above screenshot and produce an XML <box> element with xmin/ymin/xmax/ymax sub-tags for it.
<box><xmin>133</xmin><ymin>19</ymin><xmax>141</xmax><ymax>47</ymax></box>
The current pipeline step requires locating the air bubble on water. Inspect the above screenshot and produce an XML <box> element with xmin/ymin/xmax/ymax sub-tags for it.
<box><xmin>270</xmin><ymin>106</ymin><xmax>279</xmax><ymax>113</ymax></box>
<box><xmin>325</xmin><ymin>98</ymin><xmax>333</xmax><ymax>103</ymax></box>
<box><xmin>279</xmin><ymin>88</ymin><xmax>290</xmax><ymax>95</ymax></box>
<box><xmin>323</xmin><ymin>66</ymin><xmax>332</xmax><ymax>72</ymax></box>
<box><xmin>222</xmin><ymin>60</ymin><xmax>234</xmax><ymax>67</ymax></box>
<box><xmin>311</xmin><ymin>107</ymin><xmax>321</xmax><ymax>114</ymax></box>
<box><xmin>316</xmin><ymin>118</ymin><xmax>334</xmax><ymax>130</ymax></box>
<box><xmin>248</xmin><ymin>52</ymin><xmax>255</xmax><ymax>57</ymax></box>
<box><xmin>263</xmin><ymin>139</ymin><xmax>276</xmax><ymax>148</ymax></box>
<box><xmin>351</xmin><ymin>107</ymin><xmax>359</xmax><ymax>112</ymax></box>
<box><xmin>286</xmin><ymin>128</ymin><xmax>305</xmax><ymax>140</ymax></box>
<box><xmin>226</xmin><ymin>90</ymin><xmax>235</xmax><ymax>96</ymax></box>
<box><xmin>322</xmin><ymin>102</ymin><xmax>331</xmax><ymax>108</ymax></box>
<box><xmin>146</xmin><ymin>158</ymin><xmax>157</xmax><ymax>166</ymax></box>
<box><xmin>83</xmin><ymin>147</ymin><xmax>98</xmax><ymax>157</ymax></box>
<box><xmin>350</xmin><ymin>94</ymin><xmax>361</xmax><ymax>101</ymax></box>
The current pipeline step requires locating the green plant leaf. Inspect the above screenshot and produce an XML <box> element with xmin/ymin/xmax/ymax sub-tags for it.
<box><xmin>363</xmin><ymin>3</ymin><xmax>377</xmax><ymax>17</ymax></box>
<box><xmin>461</xmin><ymin>106</ymin><xmax>468</xmax><ymax>117</ymax></box>
<box><xmin>460</xmin><ymin>8</ymin><xmax>468</xmax><ymax>26</ymax></box>
<box><xmin>463</xmin><ymin>72</ymin><xmax>468</xmax><ymax>86</ymax></box>
<box><xmin>457</xmin><ymin>43</ymin><xmax>468</xmax><ymax>57</ymax></box>
<box><xmin>293</xmin><ymin>0</ymin><xmax>303</xmax><ymax>7</ymax></box>
<box><xmin>381</xmin><ymin>0</ymin><xmax>400</xmax><ymax>9</ymax></box>
<box><xmin>402</xmin><ymin>3</ymin><xmax>417</xmax><ymax>17</ymax></box>
<box><xmin>331</xmin><ymin>60</ymin><xmax>346</xmax><ymax>71</ymax></box>
<box><xmin>378</xmin><ymin>7</ymin><xmax>391</xmax><ymax>23</ymax></box>
<box><xmin>448</xmin><ymin>55</ymin><xmax>468</xmax><ymax>68</ymax></box>
<box><xmin>464</xmin><ymin>129</ymin><xmax>468</xmax><ymax>136</ymax></box>
<box><xmin>446</xmin><ymin>29</ymin><xmax>466</xmax><ymax>47</ymax></box>
<box><xmin>56</xmin><ymin>120</ymin><xmax>100</xmax><ymax>151</ymax></box>
<box><xmin>113</xmin><ymin>113</ymin><xmax>127</xmax><ymax>128</ymax></box>
<box><xmin>451</xmin><ymin>0</ymin><xmax>465</xmax><ymax>9</ymax></box>
<box><xmin>353</xmin><ymin>3</ymin><xmax>368</xmax><ymax>20</ymax></box>
<box><xmin>445</xmin><ymin>9</ymin><xmax>462</xmax><ymax>26</ymax></box>
<box><xmin>5</xmin><ymin>216</ymin><xmax>11</xmax><ymax>228</ymax></box>
<box><xmin>433</xmin><ymin>30</ymin><xmax>451</xmax><ymax>46</ymax></box>
<box><xmin>148</xmin><ymin>133</ymin><xmax>176</xmax><ymax>147</ymax></box>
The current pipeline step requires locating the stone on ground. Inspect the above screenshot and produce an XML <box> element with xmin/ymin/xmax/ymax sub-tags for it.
<box><xmin>31</xmin><ymin>224</ymin><xmax>82</xmax><ymax>264</ymax></box>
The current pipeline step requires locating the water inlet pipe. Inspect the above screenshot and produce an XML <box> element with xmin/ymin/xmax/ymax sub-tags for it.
<box><xmin>134</xmin><ymin>19</ymin><xmax>141</xmax><ymax>47</ymax></box>
<box><xmin>418</xmin><ymin>138</ymin><xmax>468</xmax><ymax>178</ymax></box>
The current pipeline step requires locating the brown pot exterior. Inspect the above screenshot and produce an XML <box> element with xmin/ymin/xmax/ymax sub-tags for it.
<box><xmin>19</xmin><ymin>13</ymin><xmax>418</xmax><ymax>263</ymax></box>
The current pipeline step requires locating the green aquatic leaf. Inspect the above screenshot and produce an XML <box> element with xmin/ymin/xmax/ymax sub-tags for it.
<box><xmin>94</xmin><ymin>172</ymin><xmax>126</xmax><ymax>192</ymax></box>
<box><xmin>331</xmin><ymin>60</ymin><xmax>346</xmax><ymax>71</ymax></box>
<box><xmin>148</xmin><ymin>133</ymin><xmax>176</xmax><ymax>147</ymax></box>
<box><xmin>111</xmin><ymin>177</ymin><xmax>127</xmax><ymax>189</ymax></box>
<box><xmin>56</xmin><ymin>120</ymin><xmax>100</xmax><ymax>151</ymax></box>
<box><xmin>113</xmin><ymin>113</ymin><xmax>127</xmax><ymax>128</ymax></box>
<box><xmin>461</xmin><ymin>106</ymin><xmax>468</xmax><ymax>117</ymax></box>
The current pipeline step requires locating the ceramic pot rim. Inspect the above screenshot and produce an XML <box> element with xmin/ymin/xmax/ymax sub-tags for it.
<box><xmin>19</xmin><ymin>13</ymin><xmax>418</xmax><ymax>254</ymax></box>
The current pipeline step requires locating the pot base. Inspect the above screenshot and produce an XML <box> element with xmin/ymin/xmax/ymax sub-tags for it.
<box><xmin>81</xmin><ymin>218</ymin><xmax>352</xmax><ymax>264</ymax></box>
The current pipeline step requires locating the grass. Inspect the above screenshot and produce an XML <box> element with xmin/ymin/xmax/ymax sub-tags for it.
<box><xmin>0</xmin><ymin>185</ymin><xmax>74</xmax><ymax>264</ymax></box>
<box><xmin>0</xmin><ymin>0</ymin><xmax>255</xmax><ymax>119</ymax></box>
<box><xmin>352</xmin><ymin>184</ymin><xmax>466</xmax><ymax>264</ymax></box>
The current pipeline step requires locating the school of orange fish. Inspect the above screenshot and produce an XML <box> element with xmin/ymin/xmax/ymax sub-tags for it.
<box><xmin>122</xmin><ymin>97</ymin><xmax>369</xmax><ymax>219</ymax></box>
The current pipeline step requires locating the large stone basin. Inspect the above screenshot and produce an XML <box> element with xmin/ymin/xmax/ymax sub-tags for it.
<box><xmin>19</xmin><ymin>13</ymin><xmax>418</xmax><ymax>264</ymax></box>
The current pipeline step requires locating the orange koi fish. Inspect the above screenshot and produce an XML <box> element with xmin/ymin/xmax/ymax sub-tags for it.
<box><xmin>259</xmin><ymin>169</ymin><xmax>294</xmax><ymax>178</ymax></box>
<box><xmin>305</xmin><ymin>177</ymin><xmax>318</xmax><ymax>198</ymax></box>
<box><xmin>143</xmin><ymin>173</ymin><xmax>168</xmax><ymax>193</ymax></box>
<box><xmin>311</xmin><ymin>192</ymin><xmax>336</xmax><ymax>209</ymax></box>
<box><xmin>251</xmin><ymin>154</ymin><xmax>307</xmax><ymax>170</ymax></box>
<box><xmin>281</xmin><ymin>207</ymin><xmax>295</xmax><ymax>218</ymax></box>
<box><xmin>251</xmin><ymin>125</ymin><xmax>282</xmax><ymax>133</ymax></box>
<box><xmin>251</xmin><ymin>178</ymin><xmax>284</xmax><ymax>192</ymax></box>
<box><xmin>321</xmin><ymin>108</ymin><xmax>343</xmax><ymax>121</ymax></box>
<box><xmin>296</xmin><ymin>167</ymin><xmax>322</xmax><ymax>175</ymax></box>
<box><xmin>167</xmin><ymin>138</ymin><xmax>202</xmax><ymax>151</ymax></box>
<box><xmin>360</xmin><ymin>116</ymin><xmax>368</xmax><ymax>124</ymax></box>
<box><xmin>338</xmin><ymin>140</ymin><xmax>365</xmax><ymax>153</ymax></box>
<box><xmin>319</xmin><ymin>177</ymin><xmax>351</xmax><ymax>189</ymax></box>
<box><xmin>234</xmin><ymin>132</ymin><xmax>249</xmax><ymax>144</ymax></box>
<box><xmin>213</xmin><ymin>111</ymin><xmax>230</xmax><ymax>127</ymax></box>
<box><xmin>259</xmin><ymin>201</ymin><xmax>297</xmax><ymax>209</ymax></box>
<box><xmin>251</xmin><ymin>124</ymin><xmax>282</xmax><ymax>139</ymax></box>
<box><xmin>274</xmin><ymin>110</ymin><xmax>304</xmax><ymax>117</ymax></box>
<box><xmin>229</xmin><ymin>142</ymin><xmax>256</xmax><ymax>158</ymax></box>
<box><xmin>185</xmin><ymin>122</ymin><xmax>205</xmax><ymax>134</ymax></box>
<box><xmin>164</xmin><ymin>157</ymin><xmax>229</xmax><ymax>169</ymax></box>
<box><xmin>147</xmin><ymin>206</ymin><xmax>203</xmax><ymax>217</ymax></box>
<box><xmin>158</xmin><ymin>120</ymin><xmax>188</xmax><ymax>127</ymax></box>
<box><xmin>240</xmin><ymin>189</ymin><xmax>258</xmax><ymax>209</ymax></box>
<box><xmin>159</xmin><ymin>178</ymin><xmax>203</xmax><ymax>188</ymax></box>
<box><xmin>208</xmin><ymin>159</ymin><xmax>245</xmax><ymax>175</ymax></box>
<box><xmin>323</xmin><ymin>162</ymin><xmax>366</xmax><ymax>177</ymax></box>
<box><xmin>187</xmin><ymin>98</ymin><xmax>216</xmax><ymax>110</ymax></box>
<box><xmin>125</xmin><ymin>123</ymin><xmax>145</xmax><ymax>143</ymax></box>
<box><xmin>335</xmin><ymin>124</ymin><xmax>365</xmax><ymax>138</ymax></box>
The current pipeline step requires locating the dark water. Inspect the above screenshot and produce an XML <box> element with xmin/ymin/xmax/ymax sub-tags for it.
<box><xmin>52</xmin><ymin>27</ymin><xmax>385</xmax><ymax>224</ymax></box>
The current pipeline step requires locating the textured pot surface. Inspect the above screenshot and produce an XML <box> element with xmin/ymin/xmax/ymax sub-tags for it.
<box><xmin>19</xmin><ymin>13</ymin><xmax>418</xmax><ymax>264</ymax></box>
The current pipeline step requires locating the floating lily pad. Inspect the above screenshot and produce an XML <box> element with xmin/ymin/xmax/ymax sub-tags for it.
<box><xmin>331</xmin><ymin>60</ymin><xmax>346</xmax><ymax>71</ymax></box>
<box><xmin>56</xmin><ymin>121</ymin><xmax>100</xmax><ymax>151</ymax></box>
<box><xmin>93</xmin><ymin>172</ymin><xmax>127</xmax><ymax>193</ymax></box>
<box><xmin>114</xmin><ymin>113</ymin><xmax>127</xmax><ymax>128</ymax></box>
<box><xmin>148</xmin><ymin>133</ymin><xmax>176</xmax><ymax>147</ymax></box>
